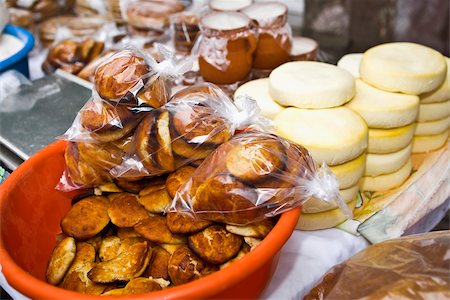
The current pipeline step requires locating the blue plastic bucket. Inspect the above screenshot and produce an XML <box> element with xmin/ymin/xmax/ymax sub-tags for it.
<box><xmin>0</xmin><ymin>24</ymin><xmax>35</xmax><ymax>78</ymax></box>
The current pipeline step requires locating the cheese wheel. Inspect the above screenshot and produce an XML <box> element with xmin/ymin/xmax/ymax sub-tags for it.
<box><xmin>346</xmin><ymin>79</ymin><xmax>419</xmax><ymax>128</ymax></box>
<box><xmin>417</xmin><ymin>100</ymin><xmax>450</xmax><ymax>122</ymax></box>
<box><xmin>234</xmin><ymin>78</ymin><xmax>284</xmax><ymax>119</ymax></box>
<box><xmin>275</xmin><ymin>107</ymin><xmax>368</xmax><ymax>165</ymax></box>
<box><xmin>360</xmin><ymin>42</ymin><xmax>447</xmax><ymax>95</ymax></box>
<box><xmin>415</xmin><ymin>116</ymin><xmax>450</xmax><ymax>136</ymax></box>
<box><xmin>269</xmin><ymin>61</ymin><xmax>355</xmax><ymax>109</ymax></box>
<box><xmin>368</xmin><ymin>123</ymin><xmax>415</xmax><ymax>154</ymax></box>
<box><xmin>329</xmin><ymin>153</ymin><xmax>366</xmax><ymax>189</ymax></box>
<box><xmin>296</xmin><ymin>198</ymin><xmax>357</xmax><ymax>231</ymax></box>
<box><xmin>337</xmin><ymin>53</ymin><xmax>363</xmax><ymax>78</ymax></box>
<box><xmin>412</xmin><ymin>130</ymin><xmax>449</xmax><ymax>153</ymax></box>
<box><xmin>362</xmin><ymin>158</ymin><xmax>412</xmax><ymax>191</ymax></box>
<box><xmin>302</xmin><ymin>184</ymin><xmax>359</xmax><ymax>214</ymax></box>
<box><xmin>420</xmin><ymin>57</ymin><xmax>450</xmax><ymax>104</ymax></box>
<box><xmin>365</xmin><ymin>143</ymin><xmax>412</xmax><ymax>176</ymax></box>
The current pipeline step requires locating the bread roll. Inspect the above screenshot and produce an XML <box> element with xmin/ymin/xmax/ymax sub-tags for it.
<box><xmin>269</xmin><ymin>61</ymin><xmax>355</xmax><ymax>108</ymax></box>
<box><xmin>360</xmin><ymin>42</ymin><xmax>447</xmax><ymax>95</ymax></box>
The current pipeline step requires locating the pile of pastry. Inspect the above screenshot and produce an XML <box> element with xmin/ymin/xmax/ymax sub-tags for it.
<box><xmin>46</xmin><ymin>169</ymin><xmax>274</xmax><ymax>295</ymax></box>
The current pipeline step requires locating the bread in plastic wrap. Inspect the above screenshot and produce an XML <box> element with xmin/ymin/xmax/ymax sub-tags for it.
<box><xmin>304</xmin><ymin>230</ymin><xmax>450</xmax><ymax>300</ymax></box>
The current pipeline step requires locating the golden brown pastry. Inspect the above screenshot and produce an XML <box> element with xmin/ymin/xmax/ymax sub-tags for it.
<box><xmin>95</xmin><ymin>52</ymin><xmax>149</xmax><ymax>101</ymax></box>
<box><xmin>225</xmin><ymin>219</ymin><xmax>274</xmax><ymax>239</ymax></box>
<box><xmin>170</xmin><ymin>125</ymin><xmax>215</xmax><ymax>160</ymax></box>
<box><xmin>188</xmin><ymin>225</ymin><xmax>243</xmax><ymax>265</ymax></box>
<box><xmin>77</xmin><ymin>50</ymin><xmax>116</xmax><ymax>83</ymax></box>
<box><xmin>136</xmin><ymin>77</ymin><xmax>171</xmax><ymax>108</ymax></box>
<box><xmin>80</xmin><ymin>99</ymin><xmax>143</xmax><ymax>143</ymax></box>
<box><xmin>137</xmin><ymin>183</ymin><xmax>172</xmax><ymax>213</ymax></box>
<box><xmin>225</xmin><ymin>136</ymin><xmax>286</xmax><ymax>183</ymax></box>
<box><xmin>166</xmin><ymin>212</ymin><xmax>211</xmax><ymax>234</ymax></box>
<box><xmin>47</xmin><ymin>40</ymin><xmax>79</xmax><ymax>68</ymax></box>
<box><xmin>117</xmin><ymin>227</ymin><xmax>142</xmax><ymax>239</ymax></box>
<box><xmin>165</xmin><ymin>166</ymin><xmax>196</xmax><ymax>198</ymax></box>
<box><xmin>98</xmin><ymin>236</ymin><xmax>122</xmax><ymax>262</ymax></box>
<box><xmin>61</xmin><ymin>196</ymin><xmax>110</xmax><ymax>240</ymax></box>
<box><xmin>168</xmin><ymin>245</ymin><xmax>205</xmax><ymax>286</ymax></box>
<box><xmin>126</xmin><ymin>0</ymin><xmax>184</xmax><ymax>30</ymax></box>
<box><xmin>88</xmin><ymin>239</ymin><xmax>151</xmax><ymax>283</ymax></box>
<box><xmin>134</xmin><ymin>215</ymin><xmax>186</xmax><ymax>244</ymax></box>
<box><xmin>193</xmin><ymin>174</ymin><xmax>262</xmax><ymax>224</ymax></box>
<box><xmin>46</xmin><ymin>237</ymin><xmax>76</xmax><ymax>285</ymax></box>
<box><xmin>107</xmin><ymin>193</ymin><xmax>149</xmax><ymax>227</ymax></box>
<box><xmin>142</xmin><ymin>246</ymin><xmax>171</xmax><ymax>281</ymax></box>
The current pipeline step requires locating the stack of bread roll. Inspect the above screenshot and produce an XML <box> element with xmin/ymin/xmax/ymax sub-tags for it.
<box><xmin>414</xmin><ymin>57</ymin><xmax>450</xmax><ymax>153</ymax></box>
<box><xmin>235</xmin><ymin>61</ymin><xmax>368</xmax><ymax>230</ymax></box>
<box><xmin>345</xmin><ymin>43</ymin><xmax>447</xmax><ymax>192</ymax></box>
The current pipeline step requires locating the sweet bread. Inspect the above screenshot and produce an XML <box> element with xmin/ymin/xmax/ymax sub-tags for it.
<box><xmin>61</xmin><ymin>196</ymin><xmax>110</xmax><ymax>240</ymax></box>
<box><xmin>107</xmin><ymin>193</ymin><xmax>150</xmax><ymax>227</ymax></box>
<box><xmin>46</xmin><ymin>237</ymin><xmax>76</xmax><ymax>285</ymax></box>
<box><xmin>126</xmin><ymin>0</ymin><xmax>184</xmax><ymax>30</ymax></box>
<box><xmin>95</xmin><ymin>52</ymin><xmax>149</xmax><ymax>101</ymax></box>
<box><xmin>225</xmin><ymin>219</ymin><xmax>274</xmax><ymax>239</ymax></box>
<box><xmin>80</xmin><ymin>100</ymin><xmax>142</xmax><ymax>142</ymax></box>
<box><xmin>225</xmin><ymin>135</ymin><xmax>285</xmax><ymax>183</ymax></box>
<box><xmin>166</xmin><ymin>212</ymin><xmax>212</xmax><ymax>234</ymax></box>
<box><xmin>137</xmin><ymin>183</ymin><xmax>172</xmax><ymax>213</ymax></box>
<box><xmin>170</xmin><ymin>125</ymin><xmax>215</xmax><ymax>160</ymax></box>
<box><xmin>136</xmin><ymin>77</ymin><xmax>171</xmax><ymax>108</ymax></box>
<box><xmin>168</xmin><ymin>245</ymin><xmax>205</xmax><ymax>285</ymax></box>
<box><xmin>165</xmin><ymin>166</ymin><xmax>196</xmax><ymax>198</ymax></box>
<box><xmin>142</xmin><ymin>246</ymin><xmax>171</xmax><ymax>280</ymax></box>
<box><xmin>188</xmin><ymin>225</ymin><xmax>243</xmax><ymax>264</ymax></box>
<box><xmin>134</xmin><ymin>215</ymin><xmax>186</xmax><ymax>244</ymax></box>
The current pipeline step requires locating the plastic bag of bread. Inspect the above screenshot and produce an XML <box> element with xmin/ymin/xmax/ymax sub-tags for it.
<box><xmin>60</xmin><ymin>46</ymin><xmax>192</xmax><ymax>143</ymax></box>
<box><xmin>171</xmin><ymin>131</ymin><xmax>353</xmax><ymax>225</ymax></box>
<box><xmin>304</xmin><ymin>231</ymin><xmax>450</xmax><ymax>300</ymax></box>
<box><xmin>111</xmin><ymin>83</ymin><xmax>271</xmax><ymax>180</ymax></box>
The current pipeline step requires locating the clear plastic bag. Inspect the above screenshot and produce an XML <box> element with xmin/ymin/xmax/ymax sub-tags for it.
<box><xmin>304</xmin><ymin>230</ymin><xmax>450</xmax><ymax>300</ymax></box>
<box><xmin>59</xmin><ymin>46</ymin><xmax>193</xmax><ymax>143</ymax></box>
<box><xmin>170</xmin><ymin>131</ymin><xmax>352</xmax><ymax>225</ymax></box>
<box><xmin>110</xmin><ymin>83</ymin><xmax>272</xmax><ymax>180</ymax></box>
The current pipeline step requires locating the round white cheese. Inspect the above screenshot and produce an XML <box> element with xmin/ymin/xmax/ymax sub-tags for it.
<box><xmin>365</xmin><ymin>143</ymin><xmax>412</xmax><ymax>176</ymax></box>
<box><xmin>234</xmin><ymin>78</ymin><xmax>284</xmax><ymax>119</ymax></box>
<box><xmin>296</xmin><ymin>198</ymin><xmax>357</xmax><ymax>231</ymax></box>
<box><xmin>360</xmin><ymin>42</ymin><xmax>447</xmax><ymax>95</ymax></box>
<box><xmin>368</xmin><ymin>123</ymin><xmax>416</xmax><ymax>154</ymax></box>
<box><xmin>412</xmin><ymin>130</ymin><xmax>449</xmax><ymax>153</ymax></box>
<box><xmin>415</xmin><ymin>116</ymin><xmax>450</xmax><ymax>136</ymax></box>
<box><xmin>337</xmin><ymin>53</ymin><xmax>363</xmax><ymax>78</ymax></box>
<box><xmin>302</xmin><ymin>184</ymin><xmax>359</xmax><ymax>214</ymax></box>
<box><xmin>346</xmin><ymin>79</ymin><xmax>419</xmax><ymax>128</ymax></box>
<box><xmin>269</xmin><ymin>61</ymin><xmax>355</xmax><ymax>109</ymax></box>
<box><xmin>329</xmin><ymin>153</ymin><xmax>366</xmax><ymax>189</ymax></box>
<box><xmin>420</xmin><ymin>57</ymin><xmax>450</xmax><ymax>104</ymax></box>
<box><xmin>362</xmin><ymin>158</ymin><xmax>412</xmax><ymax>191</ymax></box>
<box><xmin>275</xmin><ymin>107</ymin><xmax>368</xmax><ymax>166</ymax></box>
<box><xmin>417</xmin><ymin>100</ymin><xmax>450</xmax><ymax>122</ymax></box>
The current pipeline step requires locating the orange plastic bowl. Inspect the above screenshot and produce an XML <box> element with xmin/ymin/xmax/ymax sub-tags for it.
<box><xmin>0</xmin><ymin>140</ymin><xmax>300</xmax><ymax>299</ymax></box>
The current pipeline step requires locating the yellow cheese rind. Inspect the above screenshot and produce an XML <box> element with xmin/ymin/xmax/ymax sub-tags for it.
<box><xmin>275</xmin><ymin>107</ymin><xmax>368</xmax><ymax>166</ymax></box>
<box><xmin>296</xmin><ymin>198</ymin><xmax>357</xmax><ymax>231</ymax></box>
<box><xmin>412</xmin><ymin>130</ymin><xmax>449</xmax><ymax>153</ymax></box>
<box><xmin>415</xmin><ymin>116</ymin><xmax>450</xmax><ymax>136</ymax></box>
<box><xmin>269</xmin><ymin>61</ymin><xmax>355</xmax><ymax>109</ymax></box>
<box><xmin>362</xmin><ymin>158</ymin><xmax>412</xmax><ymax>191</ymax></box>
<box><xmin>302</xmin><ymin>184</ymin><xmax>359</xmax><ymax>213</ymax></box>
<box><xmin>368</xmin><ymin>123</ymin><xmax>415</xmax><ymax>154</ymax></box>
<box><xmin>337</xmin><ymin>53</ymin><xmax>363</xmax><ymax>78</ymax></box>
<box><xmin>329</xmin><ymin>153</ymin><xmax>366</xmax><ymax>189</ymax></box>
<box><xmin>360</xmin><ymin>42</ymin><xmax>447</xmax><ymax>95</ymax></box>
<box><xmin>346</xmin><ymin>79</ymin><xmax>419</xmax><ymax>128</ymax></box>
<box><xmin>420</xmin><ymin>57</ymin><xmax>450</xmax><ymax>104</ymax></box>
<box><xmin>234</xmin><ymin>78</ymin><xmax>284</xmax><ymax>119</ymax></box>
<box><xmin>417</xmin><ymin>100</ymin><xmax>450</xmax><ymax>122</ymax></box>
<box><xmin>365</xmin><ymin>143</ymin><xmax>412</xmax><ymax>176</ymax></box>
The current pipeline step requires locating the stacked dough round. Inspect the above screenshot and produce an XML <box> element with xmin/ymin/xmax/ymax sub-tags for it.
<box><xmin>346</xmin><ymin>42</ymin><xmax>447</xmax><ymax>191</ymax></box>
<box><xmin>235</xmin><ymin>61</ymin><xmax>367</xmax><ymax>230</ymax></box>
<box><xmin>414</xmin><ymin>57</ymin><xmax>450</xmax><ymax>153</ymax></box>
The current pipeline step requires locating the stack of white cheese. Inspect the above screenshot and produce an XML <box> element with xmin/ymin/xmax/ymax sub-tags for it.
<box><xmin>415</xmin><ymin>57</ymin><xmax>450</xmax><ymax>153</ymax></box>
<box><xmin>341</xmin><ymin>43</ymin><xmax>448</xmax><ymax>192</ymax></box>
<box><xmin>235</xmin><ymin>61</ymin><xmax>368</xmax><ymax>230</ymax></box>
